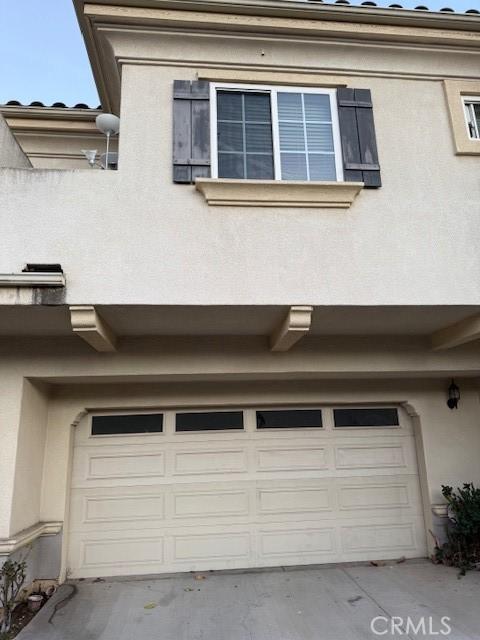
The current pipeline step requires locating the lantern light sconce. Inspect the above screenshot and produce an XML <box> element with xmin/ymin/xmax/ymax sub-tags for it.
<box><xmin>447</xmin><ymin>379</ymin><xmax>460</xmax><ymax>410</ymax></box>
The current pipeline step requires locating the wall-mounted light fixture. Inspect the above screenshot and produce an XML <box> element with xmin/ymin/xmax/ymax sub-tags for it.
<box><xmin>447</xmin><ymin>379</ymin><xmax>460</xmax><ymax>410</ymax></box>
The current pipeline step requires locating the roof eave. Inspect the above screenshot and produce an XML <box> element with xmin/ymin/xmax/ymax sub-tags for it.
<box><xmin>72</xmin><ymin>0</ymin><xmax>480</xmax><ymax>114</ymax></box>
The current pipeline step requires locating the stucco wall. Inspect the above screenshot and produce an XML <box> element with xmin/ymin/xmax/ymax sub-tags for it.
<box><xmin>0</xmin><ymin>34</ymin><xmax>479</xmax><ymax>305</ymax></box>
<box><xmin>0</xmin><ymin>375</ymin><xmax>27</xmax><ymax>539</ymax></box>
<box><xmin>0</xmin><ymin>115</ymin><xmax>32</xmax><ymax>169</ymax></box>
<box><xmin>9</xmin><ymin>380</ymin><xmax>49</xmax><ymax>535</ymax></box>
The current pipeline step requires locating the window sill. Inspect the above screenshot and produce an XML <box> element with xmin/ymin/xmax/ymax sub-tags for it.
<box><xmin>195</xmin><ymin>179</ymin><xmax>364</xmax><ymax>208</ymax></box>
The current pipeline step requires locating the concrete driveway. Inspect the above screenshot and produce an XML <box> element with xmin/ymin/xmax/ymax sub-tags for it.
<box><xmin>18</xmin><ymin>561</ymin><xmax>480</xmax><ymax>640</ymax></box>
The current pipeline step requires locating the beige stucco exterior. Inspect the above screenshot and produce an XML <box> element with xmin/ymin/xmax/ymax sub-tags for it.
<box><xmin>1</xmin><ymin>0</ymin><xmax>480</xmax><ymax>579</ymax></box>
<box><xmin>0</xmin><ymin>114</ymin><xmax>32</xmax><ymax>169</ymax></box>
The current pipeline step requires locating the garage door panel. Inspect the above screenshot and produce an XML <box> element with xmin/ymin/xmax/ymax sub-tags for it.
<box><xmin>259</xmin><ymin>527</ymin><xmax>337</xmax><ymax>559</ymax></box>
<box><xmin>334</xmin><ymin>444</ymin><xmax>406</xmax><ymax>470</ymax></box>
<box><xmin>69</xmin><ymin>491</ymin><xmax>165</xmax><ymax>530</ymax></box>
<box><xmin>72</xmin><ymin>446</ymin><xmax>166</xmax><ymax>487</ymax></box>
<box><xmin>257</xmin><ymin>485</ymin><xmax>333</xmax><ymax>515</ymax></box>
<box><xmin>256</xmin><ymin>446</ymin><xmax>329</xmax><ymax>472</ymax></box>
<box><xmin>173</xmin><ymin>532</ymin><xmax>251</xmax><ymax>563</ymax></box>
<box><xmin>67</xmin><ymin>532</ymin><xmax>165</xmax><ymax>577</ymax></box>
<box><xmin>337</xmin><ymin>475</ymin><xmax>421</xmax><ymax>511</ymax></box>
<box><xmin>173</xmin><ymin>488</ymin><xmax>250</xmax><ymax>519</ymax></box>
<box><xmin>172</xmin><ymin>448</ymin><xmax>248</xmax><ymax>476</ymax></box>
<box><xmin>341</xmin><ymin>522</ymin><xmax>417</xmax><ymax>554</ymax></box>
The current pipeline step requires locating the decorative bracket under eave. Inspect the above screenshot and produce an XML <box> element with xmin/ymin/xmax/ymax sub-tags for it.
<box><xmin>70</xmin><ymin>305</ymin><xmax>117</xmax><ymax>352</ymax></box>
<box><xmin>431</xmin><ymin>313</ymin><xmax>480</xmax><ymax>350</ymax></box>
<box><xmin>270</xmin><ymin>305</ymin><xmax>313</xmax><ymax>352</ymax></box>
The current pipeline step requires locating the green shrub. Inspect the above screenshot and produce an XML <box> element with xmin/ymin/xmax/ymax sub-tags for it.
<box><xmin>436</xmin><ymin>483</ymin><xmax>480</xmax><ymax>575</ymax></box>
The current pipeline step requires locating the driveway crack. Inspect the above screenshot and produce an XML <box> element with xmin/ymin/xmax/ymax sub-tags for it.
<box><xmin>341</xmin><ymin>567</ymin><xmax>415</xmax><ymax>640</ymax></box>
<box><xmin>48</xmin><ymin>584</ymin><xmax>78</xmax><ymax>625</ymax></box>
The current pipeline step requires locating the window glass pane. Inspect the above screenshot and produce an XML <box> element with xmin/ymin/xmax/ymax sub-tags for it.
<box><xmin>304</xmin><ymin>94</ymin><xmax>332</xmax><ymax>121</ymax></box>
<box><xmin>217</xmin><ymin>92</ymin><xmax>243</xmax><ymax>121</ymax></box>
<box><xmin>245</xmin><ymin>124</ymin><xmax>272</xmax><ymax>153</ymax></box>
<box><xmin>217</xmin><ymin>90</ymin><xmax>274</xmax><ymax>180</ymax></box>
<box><xmin>176</xmin><ymin>411</ymin><xmax>244</xmax><ymax>432</ymax></box>
<box><xmin>247</xmin><ymin>154</ymin><xmax>274</xmax><ymax>179</ymax></box>
<box><xmin>278</xmin><ymin>93</ymin><xmax>303</xmax><ymax>120</ymax></box>
<box><xmin>306</xmin><ymin>123</ymin><xmax>334</xmax><ymax>152</ymax></box>
<box><xmin>334</xmin><ymin>408</ymin><xmax>399</xmax><ymax>428</ymax></box>
<box><xmin>279</xmin><ymin>122</ymin><xmax>305</xmax><ymax>151</ymax></box>
<box><xmin>474</xmin><ymin>104</ymin><xmax>480</xmax><ymax>137</ymax></box>
<box><xmin>218</xmin><ymin>154</ymin><xmax>244</xmax><ymax>178</ymax></box>
<box><xmin>278</xmin><ymin>91</ymin><xmax>336</xmax><ymax>182</ymax></box>
<box><xmin>245</xmin><ymin>93</ymin><xmax>271</xmax><ymax>122</ymax></box>
<box><xmin>465</xmin><ymin>102</ymin><xmax>480</xmax><ymax>139</ymax></box>
<box><xmin>92</xmin><ymin>414</ymin><xmax>163</xmax><ymax>436</ymax></box>
<box><xmin>257</xmin><ymin>409</ymin><xmax>322</xmax><ymax>429</ymax></box>
<box><xmin>309</xmin><ymin>154</ymin><xmax>337</xmax><ymax>181</ymax></box>
<box><xmin>218</xmin><ymin>122</ymin><xmax>243</xmax><ymax>152</ymax></box>
<box><xmin>280</xmin><ymin>153</ymin><xmax>308</xmax><ymax>180</ymax></box>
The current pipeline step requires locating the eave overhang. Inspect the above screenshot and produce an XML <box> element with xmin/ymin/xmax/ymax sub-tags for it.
<box><xmin>0</xmin><ymin>105</ymin><xmax>101</xmax><ymax>135</ymax></box>
<box><xmin>73</xmin><ymin>0</ymin><xmax>480</xmax><ymax>114</ymax></box>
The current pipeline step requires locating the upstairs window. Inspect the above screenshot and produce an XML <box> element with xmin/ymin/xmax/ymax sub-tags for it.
<box><xmin>211</xmin><ymin>84</ymin><xmax>344</xmax><ymax>182</ymax></box>
<box><xmin>464</xmin><ymin>97</ymin><xmax>480</xmax><ymax>140</ymax></box>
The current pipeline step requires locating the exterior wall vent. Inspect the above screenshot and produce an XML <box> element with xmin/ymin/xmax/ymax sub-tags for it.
<box><xmin>22</xmin><ymin>263</ymin><xmax>63</xmax><ymax>273</ymax></box>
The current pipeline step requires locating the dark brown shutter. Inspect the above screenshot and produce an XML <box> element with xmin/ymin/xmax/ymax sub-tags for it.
<box><xmin>173</xmin><ymin>80</ymin><xmax>211</xmax><ymax>183</ymax></box>
<box><xmin>337</xmin><ymin>88</ymin><xmax>381</xmax><ymax>188</ymax></box>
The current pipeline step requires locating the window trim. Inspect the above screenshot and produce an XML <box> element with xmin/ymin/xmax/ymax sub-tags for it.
<box><xmin>443</xmin><ymin>80</ymin><xmax>480</xmax><ymax>156</ymax></box>
<box><xmin>463</xmin><ymin>96</ymin><xmax>480</xmax><ymax>141</ymax></box>
<box><xmin>210</xmin><ymin>82</ymin><xmax>344</xmax><ymax>182</ymax></box>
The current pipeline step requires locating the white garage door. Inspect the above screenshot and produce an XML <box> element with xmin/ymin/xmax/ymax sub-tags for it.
<box><xmin>67</xmin><ymin>405</ymin><xmax>427</xmax><ymax>578</ymax></box>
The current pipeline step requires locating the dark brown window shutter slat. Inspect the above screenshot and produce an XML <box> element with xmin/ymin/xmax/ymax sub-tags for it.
<box><xmin>337</xmin><ymin>88</ymin><xmax>381</xmax><ymax>188</ymax></box>
<box><xmin>173</xmin><ymin>80</ymin><xmax>211</xmax><ymax>184</ymax></box>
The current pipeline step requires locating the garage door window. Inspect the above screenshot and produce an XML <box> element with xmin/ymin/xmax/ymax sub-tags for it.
<box><xmin>176</xmin><ymin>411</ymin><xmax>244</xmax><ymax>432</ymax></box>
<box><xmin>256</xmin><ymin>409</ymin><xmax>323</xmax><ymax>429</ymax></box>
<box><xmin>333</xmin><ymin>407</ymin><xmax>399</xmax><ymax>428</ymax></box>
<box><xmin>91</xmin><ymin>414</ymin><xmax>164</xmax><ymax>436</ymax></box>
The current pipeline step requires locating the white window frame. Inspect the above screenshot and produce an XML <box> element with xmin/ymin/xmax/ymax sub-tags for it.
<box><xmin>463</xmin><ymin>95</ymin><xmax>480</xmax><ymax>141</ymax></box>
<box><xmin>210</xmin><ymin>83</ymin><xmax>344</xmax><ymax>182</ymax></box>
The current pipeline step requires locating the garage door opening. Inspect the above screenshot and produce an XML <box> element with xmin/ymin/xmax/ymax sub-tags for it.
<box><xmin>67</xmin><ymin>405</ymin><xmax>427</xmax><ymax>578</ymax></box>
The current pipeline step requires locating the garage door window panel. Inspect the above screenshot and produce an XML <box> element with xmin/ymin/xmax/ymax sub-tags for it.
<box><xmin>333</xmin><ymin>408</ymin><xmax>399</xmax><ymax>428</ymax></box>
<box><xmin>176</xmin><ymin>411</ymin><xmax>244</xmax><ymax>432</ymax></box>
<box><xmin>91</xmin><ymin>414</ymin><xmax>164</xmax><ymax>436</ymax></box>
<box><xmin>256</xmin><ymin>409</ymin><xmax>323</xmax><ymax>429</ymax></box>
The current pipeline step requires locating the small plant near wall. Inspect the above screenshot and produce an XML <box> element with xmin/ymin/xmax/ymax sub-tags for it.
<box><xmin>434</xmin><ymin>483</ymin><xmax>480</xmax><ymax>575</ymax></box>
<box><xmin>0</xmin><ymin>559</ymin><xmax>27</xmax><ymax>636</ymax></box>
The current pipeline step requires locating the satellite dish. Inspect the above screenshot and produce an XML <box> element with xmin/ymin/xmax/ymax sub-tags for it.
<box><xmin>95</xmin><ymin>114</ymin><xmax>120</xmax><ymax>170</ymax></box>
<box><xmin>95</xmin><ymin>113</ymin><xmax>120</xmax><ymax>136</ymax></box>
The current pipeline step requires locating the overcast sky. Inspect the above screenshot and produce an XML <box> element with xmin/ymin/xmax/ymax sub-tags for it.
<box><xmin>0</xmin><ymin>0</ymin><xmax>476</xmax><ymax>107</ymax></box>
